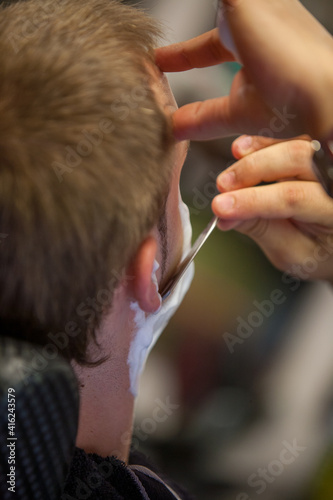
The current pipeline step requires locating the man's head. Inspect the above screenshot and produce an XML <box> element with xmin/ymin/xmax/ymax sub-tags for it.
<box><xmin>0</xmin><ymin>0</ymin><xmax>189</xmax><ymax>364</ymax></box>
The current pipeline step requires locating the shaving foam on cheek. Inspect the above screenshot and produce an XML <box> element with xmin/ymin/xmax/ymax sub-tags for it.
<box><xmin>127</xmin><ymin>192</ymin><xmax>194</xmax><ymax>397</ymax></box>
<box><xmin>127</xmin><ymin>260</ymin><xmax>161</xmax><ymax>397</ymax></box>
<box><xmin>217</xmin><ymin>8</ymin><xmax>242</xmax><ymax>64</ymax></box>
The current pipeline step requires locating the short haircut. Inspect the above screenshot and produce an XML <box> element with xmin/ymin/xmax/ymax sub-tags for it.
<box><xmin>0</xmin><ymin>0</ymin><xmax>174</xmax><ymax>364</ymax></box>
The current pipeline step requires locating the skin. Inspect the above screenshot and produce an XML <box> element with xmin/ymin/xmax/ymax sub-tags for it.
<box><xmin>155</xmin><ymin>0</ymin><xmax>333</xmax><ymax>140</ymax></box>
<box><xmin>155</xmin><ymin>1</ymin><xmax>333</xmax><ymax>282</ymax></box>
<box><xmin>212</xmin><ymin>135</ymin><xmax>333</xmax><ymax>282</ymax></box>
<box><xmin>72</xmin><ymin>67</ymin><xmax>190</xmax><ymax>462</ymax></box>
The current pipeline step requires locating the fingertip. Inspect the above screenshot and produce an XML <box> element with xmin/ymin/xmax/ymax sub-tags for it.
<box><xmin>232</xmin><ymin>135</ymin><xmax>253</xmax><ymax>158</ymax></box>
<box><xmin>172</xmin><ymin>122</ymin><xmax>186</xmax><ymax>142</ymax></box>
<box><xmin>171</xmin><ymin>107</ymin><xmax>193</xmax><ymax>141</ymax></box>
<box><xmin>217</xmin><ymin>170</ymin><xmax>236</xmax><ymax>192</ymax></box>
<box><xmin>212</xmin><ymin>196</ymin><xmax>222</xmax><ymax>219</ymax></box>
<box><xmin>231</xmin><ymin>145</ymin><xmax>242</xmax><ymax>160</ymax></box>
<box><xmin>212</xmin><ymin>193</ymin><xmax>236</xmax><ymax>218</ymax></box>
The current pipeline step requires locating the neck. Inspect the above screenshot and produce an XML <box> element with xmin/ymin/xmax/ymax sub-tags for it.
<box><xmin>72</xmin><ymin>290</ymin><xmax>135</xmax><ymax>462</ymax></box>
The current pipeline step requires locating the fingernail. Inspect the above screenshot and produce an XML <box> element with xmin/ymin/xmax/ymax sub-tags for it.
<box><xmin>236</xmin><ymin>135</ymin><xmax>253</xmax><ymax>154</ymax></box>
<box><xmin>218</xmin><ymin>171</ymin><xmax>236</xmax><ymax>190</ymax></box>
<box><xmin>215</xmin><ymin>194</ymin><xmax>235</xmax><ymax>212</ymax></box>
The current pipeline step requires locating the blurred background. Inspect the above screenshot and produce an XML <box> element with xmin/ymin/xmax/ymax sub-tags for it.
<box><xmin>0</xmin><ymin>0</ymin><xmax>332</xmax><ymax>498</ymax></box>
<box><xmin>129</xmin><ymin>1</ymin><xmax>333</xmax><ymax>499</ymax></box>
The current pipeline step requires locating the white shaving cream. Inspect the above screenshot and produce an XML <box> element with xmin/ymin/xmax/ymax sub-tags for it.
<box><xmin>127</xmin><ymin>190</ymin><xmax>194</xmax><ymax>397</ymax></box>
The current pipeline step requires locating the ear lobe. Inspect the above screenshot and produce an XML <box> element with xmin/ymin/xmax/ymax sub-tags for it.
<box><xmin>129</xmin><ymin>236</ymin><xmax>162</xmax><ymax>314</ymax></box>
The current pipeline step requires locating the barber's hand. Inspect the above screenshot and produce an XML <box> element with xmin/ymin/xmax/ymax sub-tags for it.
<box><xmin>156</xmin><ymin>0</ymin><xmax>333</xmax><ymax>141</ymax></box>
<box><xmin>211</xmin><ymin>136</ymin><xmax>333</xmax><ymax>282</ymax></box>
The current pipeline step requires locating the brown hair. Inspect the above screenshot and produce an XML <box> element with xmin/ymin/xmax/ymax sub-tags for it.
<box><xmin>0</xmin><ymin>0</ymin><xmax>174</xmax><ymax>363</ymax></box>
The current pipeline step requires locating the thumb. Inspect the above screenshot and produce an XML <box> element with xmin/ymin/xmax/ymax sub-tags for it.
<box><xmin>172</xmin><ymin>96</ymin><xmax>235</xmax><ymax>141</ymax></box>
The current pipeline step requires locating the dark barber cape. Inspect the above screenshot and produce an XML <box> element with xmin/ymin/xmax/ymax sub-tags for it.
<box><xmin>63</xmin><ymin>448</ymin><xmax>195</xmax><ymax>500</ymax></box>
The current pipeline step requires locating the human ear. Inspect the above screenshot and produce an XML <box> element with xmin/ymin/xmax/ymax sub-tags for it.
<box><xmin>129</xmin><ymin>236</ymin><xmax>161</xmax><ymax>313</ymax></box>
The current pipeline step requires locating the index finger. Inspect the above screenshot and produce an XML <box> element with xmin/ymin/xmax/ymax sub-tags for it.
<box><xmin>155</xmin><ymin>28</ymin><xmax>235</xmax><ymax>73</ymax></box>
<box><xmin>217</xmin><ymin>139</ymin><xmax>317</xmax><ymax>193</ymax></box>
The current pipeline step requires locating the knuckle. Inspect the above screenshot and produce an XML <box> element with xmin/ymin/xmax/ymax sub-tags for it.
<box><xmin>283</xmin><ymin>184</ymin><xmax>305</xmax><ymax>210</ymax></box>
<box><xmin>247</xmin><ymin>184</ymin><xmax>260</xmax><ymax>207</ymax></box>
<box><xmin>287</xmin><ymin>140</ymin><xmax>312</xmax><ymax>166</ymax></box>
<box><xmin>244</xmin><ymin>218</ymin><xmax>269</xmax><ymax>239</ymax></box>
<box><xmin>231</xmin><ymin>167</ymin><xmax>239</xmax><ymax>186</ymax></box>
<box><xmin>239</xmin><ymin>154</ymin><xmax>256</xmax><ymax>182</ymax></box>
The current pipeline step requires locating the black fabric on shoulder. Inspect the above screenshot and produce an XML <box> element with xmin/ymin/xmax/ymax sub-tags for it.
<box><xmin>62</xmin><ymin>447</ymin><xmax>144</xmax><ymax>500</ymax></box>
<box><xmin>63</xmin><ymin>447</ymin><xmax>196</xmax><ymax>500</ymax></box>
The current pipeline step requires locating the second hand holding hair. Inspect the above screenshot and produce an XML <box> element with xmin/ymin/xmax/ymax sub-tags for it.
<box><xmin>156</xmin><ymin>0</ymin><xmax>333</xmax><ymax>141</ymax></box>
